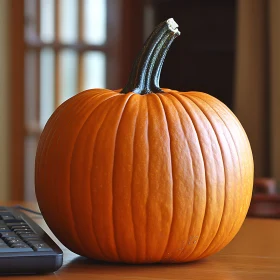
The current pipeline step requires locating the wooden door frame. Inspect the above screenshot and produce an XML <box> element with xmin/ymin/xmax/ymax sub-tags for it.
<box><xmin>10</xmin><ymin>0</ymin><xmax>25</xmax><ymax>200</ymax></box>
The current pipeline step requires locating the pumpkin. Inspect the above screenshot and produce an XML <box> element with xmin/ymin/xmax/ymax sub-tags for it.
<box><xmin>35</xmin><ymin>18</ymin><xmax>254</xmax><ymax>263</ymax></box>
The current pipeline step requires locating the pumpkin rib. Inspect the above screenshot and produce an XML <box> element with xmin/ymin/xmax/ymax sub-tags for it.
<box><xmin>110</xmin><ymin>93</ymin><xmax>136</xmax><ymax>262</ymax></box>
<box><xmin>191</xmin><ymin>95</ymin><xmax>248</xmax><ymax>207</ymax></box>
<box><xmin>170</xmin><ymin>92</ymin><xmax>228</xmax><ymax>261</ymax></box>
<box><xmin>69</xmin><ymin>92</ymin><xmax>119</xmax><ymax>258</ymax></box>
<box><xmin>89</xmin><ymin>93</ymin><xmax>134</xmax><ymax>261</ymax></box>
<box><xmin>69</xmin><ymin>93</ymin><xmax>120</xmax><ymax>257</ymax></box>
<box><xmin>154</xmin><ymin>93</ymin><xmax>175</xmax><ymax>261</ymax></box>
<box><xmin>89</xmin><ymin>95</ymin><xmax>127</xmax><ymax>258</ymax></box>
<box><xmin>189</xmin><ymin>93</ymin><xmax>250</xmax><ymax>176</ymax></box>
<box><xmin>145</xmin><ymin>94</ymin><xmax>174</xmax><ymax>262</ymax></box>
<box><xmin>209</xmin><ymin>98</ymin><xmax>253</xmax><ymax>201</ymax></box>
<box><xmin>145</xmin><ymin>95</ymin><xmax>150</xmax><ymax>261</ymax></box>
<box><xmin>129</xmin><ymin>96</ymin><xmax>140</xmax><ymax>262</ymax></box>
<box><xmin>64</xmin><ymin>93</ymin><xmax>114</xmax><ymax>255</ymax></box>
<box><xmin>201</xmin><ymin>93</ymin><xmax>253</xmax><ymax>248</ymax></box>
<box><xmin>132</xmin><ymin>95</ymin><xmax>150</xmax><ymax>262</ymax></box>
<box><xmin>163</xmin><ymin>94</ymin><xmax>196</xmax><ymax>261</ymax></box>
<box><xmin>183</xmin><ymin>94</ymin><xmax>236</xmax><ymax>259</ymax></box>
<box><xmin>192</xmin><ymin>94</ymin><xmax>250</xmax><ymax>251</ymax></box>
<box><xmin>36</xmin><ymin>92</ymin><xmax>100</xmax><ymax>247</ymax></box>
<box><xmin>179</xmin><ymin>94</ymin><xmax>224</xmax><ymax>261</ymax></box>
<box><xmin>168</xmin><ymin>93</ymin><xmax>209</xmax><ymax>261</ymax></box>
<box><xmin>207</xmin><ymin>114</ymin><xmax>248</xmax><ymax>251</ymax></box>
<box><xmin>36</xmin><ymin>93</ymin><xmax>85</xmax><ymax>188</ymax></box>
<box><xmin>216</xmin><ymin>100</ymin><xmax>253</xmax><ymax>181</ymax></box>
<box><xmin>36</xmin><ymin>93</ymin><xmax>101</xmax><ymax>254</ymax></box>
<box><xmin>187</xmin><ymin>95</ymin><xmax>242</xmax><ymax>255</ymax></box>
<box><xmin>86</xmin><ymin>94</ymin><xmax>125</xmax><ymax>260</ymax></box>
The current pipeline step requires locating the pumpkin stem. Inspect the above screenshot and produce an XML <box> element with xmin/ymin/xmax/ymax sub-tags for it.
<box><xmin>121</xmin><ymin>18</ymin><xmax>180</xmax><ymax>95</ymax></box>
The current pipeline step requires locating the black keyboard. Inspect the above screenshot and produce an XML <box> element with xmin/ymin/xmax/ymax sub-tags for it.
<box><xmin>0</xmin><ymin>206</ymin><xmax>63</xmax><ymax>275</ymax></box>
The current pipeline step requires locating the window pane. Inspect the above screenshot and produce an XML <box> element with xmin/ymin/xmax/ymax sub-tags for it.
<box><xmin>60</xmin><ymin>50</ymin><xmax>78</xmax><ymax>103</ymax></box>
<box><xmin>24</xmin><ymin>136</ymin><xmax>37</xmax><ymax>201</ymax></box>
<box><xmin>40</xmin><ymin>48</ymin><xmax>55</xmax><ymax>128</ymax></box>
<box><xmin>83</xmin><ymin>52</ymin><xmax>106</xmax><ymax>90</ymax></box>
<box><xmin>24</xmin><ymin>51</ymin><xmax>37</xmax><ymax>123</ymax></box>
<box><xmin>24</xmin><ymin>0</ymin><xmax>37</xmax><ymax>41</ymax></box>
<box><xmin>59</xmin><ymin>0</ymin><xmax>78</xmax><ymax>43</ymax></box>
<box><xmin>84</xmin><ymin>0</ymin><xmax>107</xmax><ymax>45</ymax></box>
<box><xmin>40</xmin><ymin>0</ymin><xmax>55</xmax><ymax>42</ymax></box>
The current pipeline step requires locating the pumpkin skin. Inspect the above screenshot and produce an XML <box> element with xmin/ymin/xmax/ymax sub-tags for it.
<box><xmin>35</xmin><ymin>19</ymin><xmax>254</xmax><ymax>263</ymax></box>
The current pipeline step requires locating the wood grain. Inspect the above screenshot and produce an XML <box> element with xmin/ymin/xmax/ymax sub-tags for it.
<box><xmin>10</xmin><ymin>0</ymin><xmax>25</xmax><ymax>201</ymax></box>
<box><xmin>3</xmin><ymin>202</ymin><xmax>280</xmax><ymax>279</ymax></box>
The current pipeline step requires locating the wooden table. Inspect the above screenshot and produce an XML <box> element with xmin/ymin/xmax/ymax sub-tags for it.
<box><xmin>5</xmin><ymin>202</ymin><xmax>280</xmax><ymax>280</ymax></box>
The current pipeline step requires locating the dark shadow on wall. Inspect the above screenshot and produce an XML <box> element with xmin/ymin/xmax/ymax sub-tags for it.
<box><xmin>151</xmin><ymin>0</ymin><xmax>236</xmax><ymax>109</ymax></box>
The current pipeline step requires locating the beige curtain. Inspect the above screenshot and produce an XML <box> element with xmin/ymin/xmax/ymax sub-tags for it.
<box><xmin>235</xmin><ymin>0</ymin><xmax>280</xmax><ymax>180</ymax></box>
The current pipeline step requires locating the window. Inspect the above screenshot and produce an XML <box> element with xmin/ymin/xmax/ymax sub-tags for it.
<box><xmin>24</xmin><ymin>0</ymin><xmax>111</xmax><ymax>200</ymax></box>
<box><xmin>11</xmin><ymin>0</ymin><xmax>135</xmax><ymax>201</ymax></box>
<box><xmin>10</xmin><ymin>0</ymin><xmax>144</xmax><ymax>201</ymax></box>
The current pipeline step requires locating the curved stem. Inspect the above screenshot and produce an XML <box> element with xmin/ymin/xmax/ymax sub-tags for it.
<box><xmin>150</xmin><ymin>32</ymin><xmax>179</xmax><ymax>92</ymax></box>
<box><xmin>121</xmin><ymin>18</ymin><xmax>180</xmax><ymax>95</ymax></box>
<box><xmin>145</xmin><ymin>32</ymin><xmax>172</xmax><ymax>93</ymax></box>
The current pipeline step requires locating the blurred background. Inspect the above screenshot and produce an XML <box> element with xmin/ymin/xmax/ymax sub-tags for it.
<box><xmin>0</xmin><ymin>0</ymin><xmax>280</xmax><ymax>213</ymax></box>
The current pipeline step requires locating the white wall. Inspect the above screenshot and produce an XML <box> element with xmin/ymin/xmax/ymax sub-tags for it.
<box><xmin>0</xmin><ymin>0</ymin><xmax>10</xmax><ymax>200</ymax></box>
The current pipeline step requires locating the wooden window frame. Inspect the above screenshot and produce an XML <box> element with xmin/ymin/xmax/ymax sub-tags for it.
<box><xmin>9</xmin><ymin>0</ymin><xmax>144</xmax><ymax>201</ymax></box>
<box><xmin>10</xmin><ymin>0</ymin><xmax>25</xmax><ymax>200</ymax></box>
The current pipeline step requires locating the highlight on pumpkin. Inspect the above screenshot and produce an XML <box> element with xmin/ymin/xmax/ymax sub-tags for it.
<box><xmin>35</xmin><ymin>17</ymin><xmax>254</xmax><ymax>264</ymax></box>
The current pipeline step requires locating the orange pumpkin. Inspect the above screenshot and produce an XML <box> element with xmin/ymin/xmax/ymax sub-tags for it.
<box><xmin>35</xmin><ymin>18</ymin><xmax>254</xmax><ymax>263</ymax></box>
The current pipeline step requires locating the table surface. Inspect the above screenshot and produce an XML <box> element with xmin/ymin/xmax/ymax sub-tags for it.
<box><xmin>4</xmin><ymin>202</ymin><xmax>280</xmax><ymax>280</ymax></box>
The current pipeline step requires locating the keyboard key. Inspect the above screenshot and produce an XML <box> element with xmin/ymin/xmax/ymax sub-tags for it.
<box><xmin>0</xmin><ymin>226</ymin><xmax>11</xmax><ymax>232</ymax></box>
<box><xmin>24</xmin><ymin>237</ymin><xmax>42</xmax><ymax>242</ymax></box>
<box><xmin>18</xmin><ymin>233</ymin><xmax>38</xmax><ymax>238</ymax></box>
<box><xmin>1</xmin><ymin>215</ymin><xmax>15</xmax><ymax>220</ymax></box>
<box><xmin>14</xmin><ymin>230</ymin><xmax>34</xmax><ymax>235</ymax></box>
<box><xmin>25</xmin><ymin>239</ymin><xmax>43</xmax><ymax>245</ymax></box>
<box><xmin>3</xmin><ymin>236</ymin><xmax>22</xmax><ymax>241</ymax></box>
<box><xmin>10</xmin><ymin>225</ymin><xmax>31</xmax><ymax>230</ymax></box>
<box><xmin>26</xmin><ymin>240</ymin><xmax>44</xmax><ymax>245</ymax></box>
<box><xmin>0</xmin><ymin>232</ymin><xmax>17</xmax><ymax>238</ymax></box>
<box><xmin>0</xmin><ymin>212</ymin><xmax>13</xmax><ymax>218</ymax></box>
<box><xmin>31</xmin><ymin>243</ymin><xmax>52</xmax><ymax>252</ymax></box>
<box><xmin>27</xmin><ymin>240</ymin><xmax>52</xmax><ymax>252</ymax></box>
<box><xmin>13</xmin><ymin>227</ymin><xmax>33</xmax><ymax>231</ymax></box>
<box><xmin>11</xmin><ymin>243</ymin><xmax>30</xmax><ymax>248</ymax></box>
<box><xmin>5</xmin><ymin>238</ymin><xmax>23</xmax><ymax>245</ymax></box>
<box><xmin>3</xmin><ymin>219</ymin><xmax>25</xmax><ymax>224</ymax></box>
<box><xmin>6</xmin><ymin>222</ymin><xmax>27</xmax><ymax>227</ymax></box>
<box><xmin>0</xmin><ymin>247</ymin><xmax>33</xmax><ymax>253</ymax></box>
